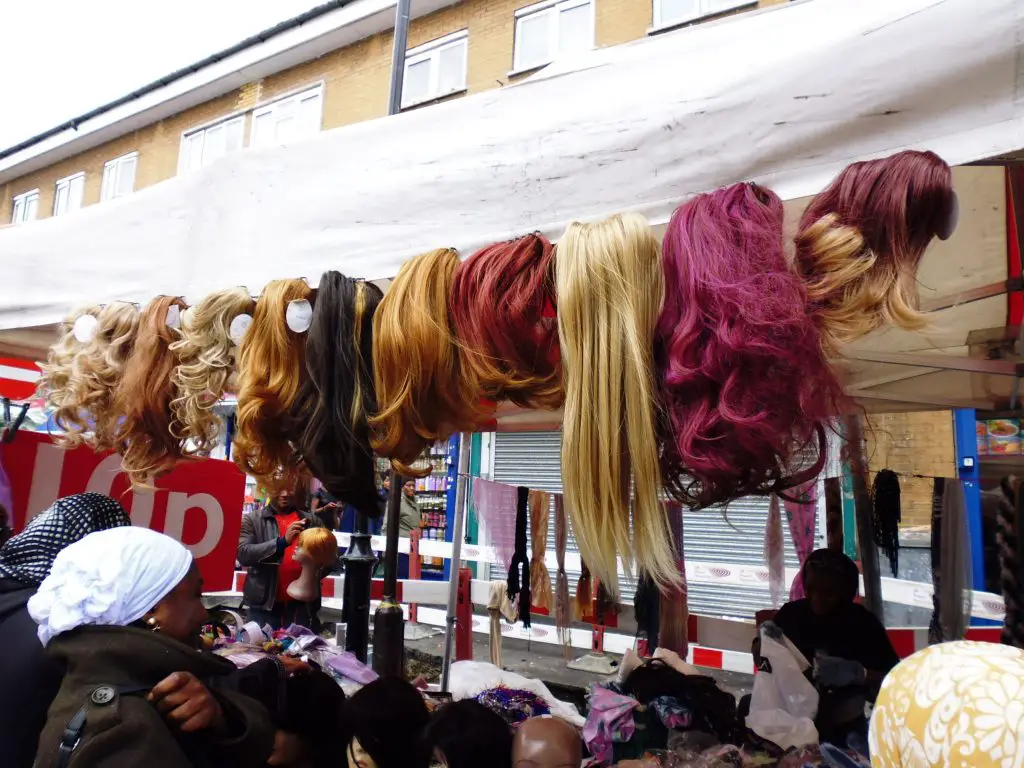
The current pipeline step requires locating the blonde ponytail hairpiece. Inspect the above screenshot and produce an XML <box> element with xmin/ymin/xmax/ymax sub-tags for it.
<box><xmin>556</xmin><ymin>213</ymin><xmax>679</xmax><ymax>597</ymax></box>
<box><xmin>39</xmin><ymin>305</ymin><xmax>103</xmax><ymax>435</ymax></box>
<box><xmin>233</xmin><ymin>279</ymin><xmax>312</xmax><ymax>490</ymax></box>
<box><xmin>53</xmin><ymin>302</ymin><xmax>140</xmax><ymax>450</ymax></box>
<box><xmin>169</xmin><ymin>287</ymin><xmax>255</xmax><ymax>455</ymax></box>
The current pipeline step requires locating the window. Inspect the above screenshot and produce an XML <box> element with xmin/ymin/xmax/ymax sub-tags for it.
<box><xmin>53</xmin><ymin>173</ymin><xmax>85</xmax><ymax>217</ymax></box>
<box><xmin>653</xmin><ymin>0</ymin><xmax>751</xmax><ymax>28</ymax></box>
<box><xmin>180</xmin><ymin>116</ymin><xmax>245</xmax><ymax>173</ymax></box>
<box><xmin>10</xmin><ymin>190</ymin><xmax>39</xmax><ymax>225</ymax></box>
<box><xmin>250</xmin><ymin>85</ymin><xmax>323</xmax><ymax>149</ymax></box>
<box><xmin>100</xmin><ymin>152</ymin><xmax>139</xmax><ymax>201</ymax></box>
<box><xmin>513</xmin><ymin>0</ymin><xmax>592</xmax><ymax>74</ymax></box>
<box><xmin>402</xmin><ymin>30</ymin><xmax>468</xmax><ymax>108</ymax></box>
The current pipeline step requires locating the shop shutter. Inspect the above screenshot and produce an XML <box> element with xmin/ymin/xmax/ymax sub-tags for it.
<box><xmin>489</xmin><ymin>431</ymin><xmax>803</xmax><ymax>620</ymax></box>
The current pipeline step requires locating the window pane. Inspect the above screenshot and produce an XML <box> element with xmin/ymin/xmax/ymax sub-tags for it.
<box><xmin>115</xmin><ymin>157</ymin><xmax>137</xmax><ymax>198</ymax></box>
<box><xmin>403</xmin><ymin>58</ymin><xmax>432</xmax><ymax>105</ymax></box>
<box><xmin>558</xmin><ymin>3</ymin><xmax>591</xmax><ymax>55</ymax></box>
<box><xmin>24</xmin><ymin>195</ymin><xmax>39</xmax><ymax>222</ymax></box>
<box><xmin>274</xmin><ymin>99</ymin><xmax>298</xmax><ymax>144</ymax></box>
<box><xmin>68</xmin><ymin>175</ymin><xmax>85</xmax><ymax>211</ymax></box>
<box><xmin>706</xmin><ymin>0</ymin><xmax>745</xmax><ymax>12</ymax></box>
<box><xmin>11</xmin><ymin>198</ymin><xmax>23</xmax><ymax>224</ymax></box>
<box><xmin>225</xmin><ymin>118</ymin><xmax>245</xmax><ymax>152</ymax></box>
<box><xmin>203</xmin><ymin>124</ymin><xmax>227</xmax><ymax>163</ymax></box>
<box><xmin>298</xmin><ymin>93</ymin><xmax>322</xmax><ymax>137</ymax></box>
<box><xmin>517</xmin><ymin>12</ymin><xmax>551</xmax><ymax>70</ymax></box>
<box><xmin>53</xmin><ymin>183</ymin><xmax>69</xmax><ymax>217</ymax></box>
<box><xmin>658</xmin><ymin>0</ymin><xmax>700</xmax><ymax>24</ymax></box>
<box><xmin>183</xmin><ymin>132</ymin><xmax>204</xmax><ymax>171</ymax></box>
<box><xmin>437</xmin><ymin>42</ymin><xmax>466</xmax><ymax>94</ymax></box>
<box><xmin>252</xmin><ymin>111</ymin><xmax>273</xmax><ymax>148</ymax></box>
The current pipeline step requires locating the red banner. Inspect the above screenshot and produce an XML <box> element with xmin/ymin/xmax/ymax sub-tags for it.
<box><xmin>4</xmin><ymin>432</ymin><xmax>244</xmax><ymax>591</ymax></box>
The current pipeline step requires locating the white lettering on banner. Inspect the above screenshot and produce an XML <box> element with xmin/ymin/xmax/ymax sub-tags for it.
<box><xmin>85</xmin><ymin>453</ymin><xmax>155</xmax><ymax>527</ymax></box>
<box><xmin>26</xmin><ymin>440</ymin><xmax>64</xmax><ymax>521</ymax></box>
<box><xmin>165</xmin><ymin>492</ymin><xmax>224</xmax><ymax>558</ymax></box>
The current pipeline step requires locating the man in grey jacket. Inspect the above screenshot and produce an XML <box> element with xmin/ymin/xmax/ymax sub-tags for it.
<box><xmin>237</xmin><ymin>486</ymin><xmax>324</xmax><ymax>629</ymax></box>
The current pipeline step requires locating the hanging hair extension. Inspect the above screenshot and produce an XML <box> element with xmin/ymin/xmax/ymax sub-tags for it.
<box><xmin>293</xmin><ymin>273</ymin><xmax>383</xmax><ymax>517</ymax></box>
<box><xmin>112</xmin><ymin>296</ymin><xmax>189</xmax><ymax>487</ymax></box>
<box><xmin>574</xmin><ymin>560</ymin><xmax>592</xmax><ymax>622</ymax></box>
<box><xmin>233</xmin><ymin>279</ymin><xmax>313</xmax><ymax>490</ymax></box>
<box><xmin>871</xmin><ymin>469</ymin><xmax>902</xmax><ymax>577</ymax></box>
<box><xmin>795</xmin><ymin>150</ymin><xmax>955</xmax><ymax>350</ymax></box>
<box><xmin>558</xmin><ymin>213</ymin><xmax>678</xmax><ymax>597</ymax></box>
<box><xmin>554</xmin><ymin>494</ymin><xmax>571</xmax><ymax>649</ymax></box>
<box><xmin>529</xmin><ymin>489</ymin><xmax>553</xmax><ymax>612</ymax></box>
<box><xmin>47</xmin><ymin>303</ymin><xmax>139</xmax><ymax>450</ymax></box>
<box><xmin>169</xmin><ymin>287</ymin><xmax>254</xmax><ymax>455</ymax></box>
<box><xmin>38</xmin><ymin>305</ymin><xmax>103</xmax><ymax>429</ymax></box>
<box><xmin>507</xmin><ymin>486</ymin><xmax>531</xmax><ymax>628</ymax></box>
<box><xmin>657</xmin><ymin>182</ymin><xmax>847</xmax><ymax>510</ymax></box>
<box><xmin>450</xmin><ymin>234</ymin><xmax>562</xmax><ymax>410</ymax></box>
<box><xmin>368</xmin><ymin>249</ymin><xmax>490</xmax><ymax>476</ymax></box>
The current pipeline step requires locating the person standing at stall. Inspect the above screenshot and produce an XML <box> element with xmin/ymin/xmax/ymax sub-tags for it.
<box><xmin>383</xmin><ymin>480</ymin><xmax>420</xmax><ymax>580</ymax></box>
<box><xmin>237</xmin><ymin>485</ymin><xmax>325</xmax><ymax>629</ymax></box>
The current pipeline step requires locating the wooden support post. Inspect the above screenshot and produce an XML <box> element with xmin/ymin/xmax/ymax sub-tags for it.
<box><xmin>455</xmin><ymin>567</ymin><xmax>473</xmax><ymax>661</ymax></box>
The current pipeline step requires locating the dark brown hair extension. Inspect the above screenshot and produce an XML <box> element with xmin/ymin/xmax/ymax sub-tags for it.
<box><xmin>112</xmin><ymin>296</ymin><xmax>189</xmax><ymax>488</ymax></box>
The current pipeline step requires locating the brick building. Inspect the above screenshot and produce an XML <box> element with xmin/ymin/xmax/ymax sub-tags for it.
<box><xmin>0</xmin><ymin>0</ymin><xmax>791</xmax><ymax>223</ymax></box>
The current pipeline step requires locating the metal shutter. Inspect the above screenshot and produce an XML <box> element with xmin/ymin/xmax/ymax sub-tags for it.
<box><xmin>489</xmin><ymin>431</ymin><xmax>801</xmax><ymax>619</ymax></box>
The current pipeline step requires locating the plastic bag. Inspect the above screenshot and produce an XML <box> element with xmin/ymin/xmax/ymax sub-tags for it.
<box><xmin>745</xmin><ymin>623</ymin><xmax>819</xmax><ymax>749</ymax></box>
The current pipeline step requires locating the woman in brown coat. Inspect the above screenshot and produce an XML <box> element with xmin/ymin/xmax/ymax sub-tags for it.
<box><xmin>28</xmin><ymin>527</ymin><xmax>275</xmax><ymax>768</ymax></box>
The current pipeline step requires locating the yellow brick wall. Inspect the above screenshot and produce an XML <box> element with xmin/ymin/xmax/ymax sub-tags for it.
<box><xmin>865</xmin><ymin>410</ymin><xmax>956</xmax><ymax>530</ymax></box>
<box><xmin>0</xmin><ymin>0</ymin><xmax>786</xmax><ymax>223</ymax></box>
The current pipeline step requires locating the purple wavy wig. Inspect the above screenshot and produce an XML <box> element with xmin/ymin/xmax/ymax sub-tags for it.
<box><xmin>656</xmin><ymin>182</ymin><xmax>847</xmax><ymax>509</ymax></box>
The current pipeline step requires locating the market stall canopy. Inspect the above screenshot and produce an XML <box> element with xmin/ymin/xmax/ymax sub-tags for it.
<box><xmin>0</xmin><ymin>0</ymin><xmax>1021</xmax><ymax>416</ymax></box>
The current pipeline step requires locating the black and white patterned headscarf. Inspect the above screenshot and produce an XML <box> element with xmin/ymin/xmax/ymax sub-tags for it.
<box><xmin>0</xmin><ymin>493</ymin><xmax>130</xmax><ymax>586</ymax></box>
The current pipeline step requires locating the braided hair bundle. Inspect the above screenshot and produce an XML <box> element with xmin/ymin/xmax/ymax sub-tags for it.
<box><xmin>872</xmin><ymin>469</ymin><xmax>902</xmax><ymax>577</ymax></box>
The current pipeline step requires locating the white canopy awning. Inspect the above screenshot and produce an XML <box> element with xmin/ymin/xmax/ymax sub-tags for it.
<box><xmin>1</xmin><ymin>0</ymin><xmax>1022</xmax><ymax>415</ymax></box>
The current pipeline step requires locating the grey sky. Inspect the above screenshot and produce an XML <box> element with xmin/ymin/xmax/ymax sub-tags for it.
<box><xmin>0</xmin><ymin>0</ymin><xmax>324</xmax><ymax>150</ymax></box>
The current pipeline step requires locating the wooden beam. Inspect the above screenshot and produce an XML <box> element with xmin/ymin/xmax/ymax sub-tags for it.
<box><xmin>840</xmin><ymin>350</ymin><xmax>1023</xmax><ymax>376</ymax></box>
<box><xmin>843</xmin><ymin>414</ymin><xmax>883</xmax><ymax>620</ymax></box>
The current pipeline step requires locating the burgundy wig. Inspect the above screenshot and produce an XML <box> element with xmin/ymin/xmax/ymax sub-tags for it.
<box><xmin>795</xmin><ymin>149</ymin><xmax>955</xmax><ymax>349</ymax></box>
<box><xmin>450</xmin><ymin>234</ymin><xmax>561</xmax><ymax>410</ymax></box>
<box><xmin>657</xmin><ymin>182</ymin><xmax>847</xmax><ymax>509</ymax></box>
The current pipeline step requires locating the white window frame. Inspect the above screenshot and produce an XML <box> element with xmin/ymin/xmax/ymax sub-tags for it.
<box><xmin>401</xmin><ymin>30</ymin><xmax>469</xmax><ymax>109</ymax></box>
<box><xmin>652</xmin><ymin>0</ymin><xmax>752</xmax><ymax>30</ymax></box>
<box><xmin>100</xmin><ymin>151</ymin><xmax>139</xmax><ymax>202</ymax></box>
<box><xmin>249</xmin><ymin>83</ymin><xmax>324</xmax><ymax>148</ymax></box>
<box><xmin>53</xmin><ymin>172</ymin><xmax>86</xmax><ymax>217</ymax></box>
<box><xmin>178</xmin><ymin>115</ymin><xmax>246</xmax><ymax>174</ymax></box>
<box><xmin>10</xmin><ymin>189</ymin><xmax>40</xmax><ymax>225</ymax></box>
<box><xmin>512</xmin><ymin>0</ymin><xmax>594</xmax><ymax>75</ymax></box>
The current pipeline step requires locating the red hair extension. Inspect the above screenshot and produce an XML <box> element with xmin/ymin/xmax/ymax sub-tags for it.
<box><xmin>795</xmin><ymin>150</ymin><xmax>955</xmax><ymax>349</ymax></box>
<box><xmin>449</xmin><ymin>234</ymin><xmax>562</xmax><ymax>410</ymax></box>
<box><xmin>657</xmin><ymin>182</ymin><xmax>847</xmax><ymax>509</ymax></box>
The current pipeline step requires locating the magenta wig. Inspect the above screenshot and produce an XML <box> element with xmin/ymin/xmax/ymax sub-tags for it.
<box><xmin>657</xmin><ymin>182</ymin><xmax>847</xmax><ymax>509</ymax></box>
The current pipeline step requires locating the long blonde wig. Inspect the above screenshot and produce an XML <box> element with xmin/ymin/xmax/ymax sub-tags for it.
<box><xmin>38</xmin><ymin>305</ymin><xmax>103</xmax><ymax>426</ymax></box>
<box><xmin>169</xmin><ymin>287</ymin><xmax>255</xmax><ymax>455</ymax></box>
<box><xmin>368</xmin><ymin>249</ymin><xmax>490</xmax><ymax>476</ymax></box>
<box><xmin>52</xmin><ymin>302</ymin><xmax>140</xmax><ymax>450</ymax></box>
<box><xmin>233</xmin><ymin>279</ymin><xmax>312</xmax><ymax>490</ymax></box>
<box><xmin>556</xmin><ymin>213</ymin><xmax>679</xmax><ymax>597</ymax></box>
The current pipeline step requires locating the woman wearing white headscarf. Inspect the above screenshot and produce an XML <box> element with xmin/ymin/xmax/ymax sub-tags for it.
<box><xmin>0</xmin><ymin>493</ymin><xmax>130</xmax><ymax>768</ymax></box>
<box><xmin>28</xmin><ymin>526</ymin><xmax>274</xmax><ymax>768</ymax></box>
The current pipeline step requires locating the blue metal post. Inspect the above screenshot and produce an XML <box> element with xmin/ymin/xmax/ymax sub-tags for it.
<box><xmin>443</xmin><ymin>434</ymin><xmax>461</xmax><ymax>581</ymax></box>
<box><xmin>952</xmin><ymin>409</ymin><xmax>986</xmax><ymax>593</ymax></box>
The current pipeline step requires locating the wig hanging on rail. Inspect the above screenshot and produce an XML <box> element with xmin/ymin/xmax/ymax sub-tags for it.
<box><xmin>450</xmin><ymin>234</ymin><xmax>562</xmax><ymax>410</ymax></box>
<box><xmin>557</xmin><ymin>212</ymin><xmax>678</xmax><ymax>597</ymax></box>
<box><xmin>169</xmin><ymin>287</ymin><xmax>254</xmax><ymax>456</ymax></box>
<box><xmin>795</xmin><ymin>150</ymin><xmax>956</xmax><ymax>351</ymax></box>
<box><xmin>112</xmin><ymin>296</ymin><xmax>189</xmax><ymax>487</ymax></box>
<box><xmin>656</xmin><ymin>182</ymin><xmax>847</xmax><ymax>510</ymax></box>
<box><xmin>44</xmin><ymin>302</ymin><xmax>140</xmax><ymax>450</ymax></box>
<box><xmin>293</xmin><ymin>272</ymin><xmax>383</xmax><ymax>516</ymax></box>
<box><xmin>369</xmin><ymin>249</ymin><xmax>491</xmax><ymax>476</ymax></box>
<box><xmin>233</xmin><ymin>278</ymin><xmax>313</xmax><ymax>491</ymax></box>
<box><xmin>38</xmin><ymin>305</ymin><xmax>103</xmax><ymax>431</ymax></box>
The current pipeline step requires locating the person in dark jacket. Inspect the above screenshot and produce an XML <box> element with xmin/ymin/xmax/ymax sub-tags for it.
<box><xmin>0</xmin><ymin>493</ymin><xmax>130</xmax><ymax>768</ymax></box>
<box><xmin>29</xmin><ymin>526</ymin><xmax>274</xmax><ymax>768</ymax></box>
<box><xmin>237</xmin><ymin>486</ymin><xmax>325</xmax><ymax>630</ymax></box>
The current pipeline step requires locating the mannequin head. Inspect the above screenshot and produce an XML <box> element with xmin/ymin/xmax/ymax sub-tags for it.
<box><xmin>295</xmin><ymin>527</ymin><xmax>338</xmax><ymax>567</ymax></box>
<box><xmin>341</xmin><ymin>678</ymin><xmax>430</xmax><ymax>768</ymax></box>
<box><xmin>423</xmin><ymin>700</ymin><xmax>512</xmax><ymax>768</ymax></box>
<box><xmin>512</xmin><ymin>716</ymin><xmax>582</xmax><ymax>768</ymax></box>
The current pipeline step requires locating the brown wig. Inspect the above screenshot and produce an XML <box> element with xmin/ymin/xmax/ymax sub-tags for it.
<box><xmin>169</xmin><ymin>287</ymin><xmax>254</xmax><ymax>455</ymax></box>
<box><xmin>233</xmin><ymin>279</ymin><xmax>313</xmax><ymax>491</ymax></box>
<box><xmin>45</xmin><ymin>303</ymin><xmax>139</xmax><ymax>450</ymax></box>
<box><xmin>293</xmin><ymin>272</ymin><xmax>383</xmax><ymax>516</ymax></box>
<box><xmin>112</xmin><ymin>296</ymin><xmax>189</xmax><ymax>487</ymax></box>
<box><xmin>368</xmin><ymin>249</ymin><xmax>491</xmax><ymax>476</ymax></box>
<box><xmin>795</xmin><ymin>150</ymin><xmax>955</xmax><ymax>350</ymax></box>
<box><xmin>449</xmin><ymin>234</ymin><xmax>562</xmax><ymax>410</ymax></box>
<box><xmin>529</xmin><ymin>489</ymin><xmax>553</xmax><ymax>612</ymax></box>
